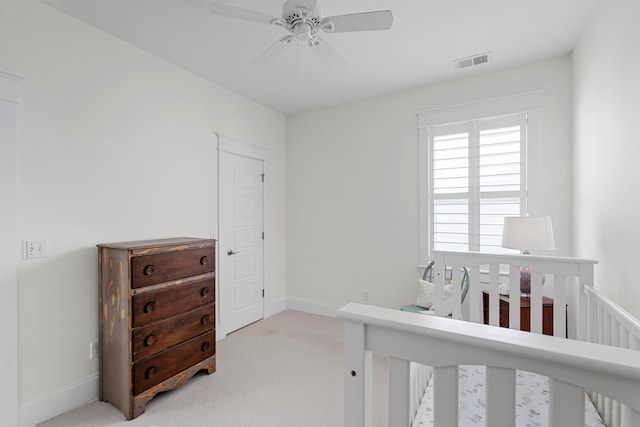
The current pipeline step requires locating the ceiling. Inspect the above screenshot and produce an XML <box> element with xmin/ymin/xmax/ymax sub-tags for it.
<box><xmin>39</xmin><ymin>0</ymin><xmax>598</xmax><ymax>115</ymax></box>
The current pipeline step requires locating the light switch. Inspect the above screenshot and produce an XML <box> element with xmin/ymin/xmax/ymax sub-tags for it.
<box><xmin>23</xmin><ymin>240</ymin><xmax>48</xmax><ymax>259</ymax></box>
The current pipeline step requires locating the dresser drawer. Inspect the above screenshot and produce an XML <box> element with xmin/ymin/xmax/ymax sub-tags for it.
<box><xmin>132</xmin><ymin>279</ymin><xmax>214</xmax><ymax>327</ymax></box>
<box><xmin>132</xmin><ymin>331</ymin><xmax>215</xmax><ymax>395</ymax></box>
<box><xmin>131</xmin><ymin>247</ymin><xmax>214</xmax><ymax>289</ymax></box>
<box><xmin>132</xmin><ymin>304</ymin><xmax>214</xmax><ymax>361</ymax></box>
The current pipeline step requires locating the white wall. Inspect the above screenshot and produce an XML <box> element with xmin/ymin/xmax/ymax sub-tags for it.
<box><xmin>573</xmin><ymin>0</ymin><xmax>640</xmax><ymax>319</ymax></box>
<box><xmin>287</xmin><ymin>57</ymin><xmax>574</xmax><ymax>311</ymax></box>
<box><xmin>0</xmin><ymin>0</ymin><xmax>286</xmax><ymax>416</ymax></box>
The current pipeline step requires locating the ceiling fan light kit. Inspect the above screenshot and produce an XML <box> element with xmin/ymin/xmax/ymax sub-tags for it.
<box><xmin>209</xmin><ymin>0</ymin><xmax>393</xmax><ymax>68</ymax></box>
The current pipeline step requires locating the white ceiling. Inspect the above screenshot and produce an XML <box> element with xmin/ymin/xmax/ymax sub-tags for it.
<box><xmin>39</xmin><ymin>0</ymin><xmax>598</xmax><ymax>115</ymax></box>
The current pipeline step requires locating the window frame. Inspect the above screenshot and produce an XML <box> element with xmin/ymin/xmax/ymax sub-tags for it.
<box><xmin>417</xmin><ymin>92</ymin><xmax>541</xmax><ymax>265</ymax></box>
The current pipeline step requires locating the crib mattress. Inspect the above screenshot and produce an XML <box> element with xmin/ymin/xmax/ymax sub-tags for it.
<box><xmin>412</xmin><ymin>366</ymin><xmax>605</xmax><ymax>427</ymax></box>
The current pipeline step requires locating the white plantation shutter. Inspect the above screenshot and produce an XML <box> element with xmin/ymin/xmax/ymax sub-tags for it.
<box><xmin>432</xmin><ymin>124</ymin><xmax>470</xmax><ymax>251</ymax></box>
<box><xmin>429</xmin><ymin>113</ymin><xmax>527</xmax><ymax>253</ymax></box>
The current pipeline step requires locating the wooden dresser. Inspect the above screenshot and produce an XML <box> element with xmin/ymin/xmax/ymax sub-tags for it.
<box><xmin>97</xmin><ymin>237</ymin><xmax>216</xmax><ymax>419</ymax></box>
<box><xmin>482</xmin><ymin>292</ymin><xmax>565</xmax><ymax>336</ymax></box>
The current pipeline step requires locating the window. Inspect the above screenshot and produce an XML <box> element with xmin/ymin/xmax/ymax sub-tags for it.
<box><xmin>418</xmin><ymin>93</ymin><xmax>539</xmax><ymax>262</ymax></box>
<box><xmin>430</xmin><ymin>114</ymin><xmax>526</xmax><ymax>253</ymax></box>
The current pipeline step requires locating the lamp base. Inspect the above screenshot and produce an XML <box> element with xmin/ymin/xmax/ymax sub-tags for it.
<box><xmin>520</xmin><ymin>267</ymin><xmax>531</xmax><ymax>296</ymax></box>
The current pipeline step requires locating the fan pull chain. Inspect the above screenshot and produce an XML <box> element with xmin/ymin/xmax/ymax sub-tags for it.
<box><xmin>296</xmin><ymin>40</ymin><xmax>300</xmax><ymax>80</ymax></box>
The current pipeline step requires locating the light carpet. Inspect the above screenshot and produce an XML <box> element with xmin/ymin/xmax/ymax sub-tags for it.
<box><xmin>39</xmin><ymin>310</ymin><xmax>389</xmax><ymax>426</ymax></box>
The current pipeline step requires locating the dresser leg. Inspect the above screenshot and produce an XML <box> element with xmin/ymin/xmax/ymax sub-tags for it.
<box><xmin>204</xmin><ymin>356</ymin><xmax>216</xmax><ymax>374</ymax></box>
<box><xmin>129</xmin><ymin>356</ymin><xmax>217</xmax><ymax>419</ymax></box>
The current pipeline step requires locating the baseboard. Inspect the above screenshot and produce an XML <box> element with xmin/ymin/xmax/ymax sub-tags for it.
<box><xmin>19</xmin><ymin>373</ymin><xmax>98</xmax><ymax>427</ymax></box>
<box><xmin>286</xmin><ymin>297</ymin><xmax>343</xmax><ymax>318</ymax></box>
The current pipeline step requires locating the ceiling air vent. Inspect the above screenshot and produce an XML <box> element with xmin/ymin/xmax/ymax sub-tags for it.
<box><xmin>454</xmin><ymin>52</ymin><xmax>492</xmax><ymax>70</ymax></box>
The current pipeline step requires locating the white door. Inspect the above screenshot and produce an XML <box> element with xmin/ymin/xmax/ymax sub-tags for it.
<box><xmin>219</xmin><ymin>150</ymin><xmax>264</xmax><ymax>335</ymax></box>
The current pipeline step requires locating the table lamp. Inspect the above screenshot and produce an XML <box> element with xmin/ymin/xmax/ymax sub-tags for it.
<box><xmin>501</xmin><ymin>215</ymin><xmax>556</xmax><ymax>295</ymax></box>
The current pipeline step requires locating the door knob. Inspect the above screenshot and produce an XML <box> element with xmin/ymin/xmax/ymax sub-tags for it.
<box><xmin>226</xmin><ymin>249</ymin><xmax>239</xmax><ymax>256</ymax></box>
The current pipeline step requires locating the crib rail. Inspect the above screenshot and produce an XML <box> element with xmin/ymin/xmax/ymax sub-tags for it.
<box><xmin>585</xmin><ymin>286</ymin><xmax>640</xmax><ymax>426</ymax></box>
<box><xmin>430</xmin><ymin>251</ymin><xmax>597</xmax><ymax>340</ymax></box>
<box><xmin>338</xmin><ymin>303</ymin><xmax>640</xmax><ymax>427</ymax></box>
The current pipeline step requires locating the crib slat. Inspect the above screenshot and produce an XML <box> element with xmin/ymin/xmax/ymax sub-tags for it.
<box><xmin>605</xmin><ymin>396</ymin><xmax>612</xmax><ymax>426</ymax></box>
<box><xmin>433</xmin><ymin>366</ymin><xmax>458</xmax><ymax>426</ymax></box>
<box><xmin>586</xmin><ymin>295</ymin><xmax>596</xmax><ymax>344</ymax></box>
<box><xmin>388</xmin><ymin>357</ymin><xmax>410</xmax><ymax>427</ymax></box>
<box><xmin>488</xmin><ymin>264</ymin><xmax>500</xmax><ymax>326</ymax></box>
<box><xmin>598</xmin><ymin>306</ymin><xmax>605</xmax><ymax>344</ymax></box>
<box><xmin>598</xmin><ymin>392</ymin><xmax>605</xmax><ymax>423</ymax></box>
<box><xmin>469</xmin><ymin>265</ymin><xmax>482</xmax><ymax>323</ymax></box>
<box><xmin>530</xmin><ymin>271</ymin><xmax>543</xmax><ymax>334</ymax></box>
<box><xmin>614</xmin><ymin>400</ymin><xmax>621</xmax><ymax>427</ymax></box>
<box><xmin>509</xmin><ymin>265</ymin><xmax>520</xmax><ymax>331</ymax></box>
<box><xmin>613</xmin><ymin>319</ymin><xmax>621</xmax><ymax>348</ymax></box>
<box><xmin>549</xmin><ymin>378</ymin><xmax>585</xmax><ymax>427</ymax></box>
<box><xmin>621</xmin><ymin>326</ymin><xmax>630</xmax><ymax>349</ymax></box>
<box><xmin>605</xmin><ymin>312</ymin><xmax>612</xmax><ymax>346</ymax></box>
<box><xmin>451</xmin><ymin>267</ymin><xmax>463</xmax><ymax>320</ymax></box>
<box><xmin>433</xmin><ymin>257</ymin><xmax>446</xmax><ymax>317</ymax></box>
<box><xmin>577</xmin><ymin>265</ymin><xmax>594</xmax><ymax>342</ymax></box>
<box><xmin>486</xmin><ymin>367</ymin><xmax>516</xmax><ymax>427</ymax></box>
<box><xmin>553</xmin><ymin>275</ymin><xmax>567</xmax><ymax>338</ymax></box>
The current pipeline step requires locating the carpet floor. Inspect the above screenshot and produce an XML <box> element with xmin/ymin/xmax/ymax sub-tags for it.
<box><xmin>39</xmin><ymin>310</ymin><xmax>389</xmax><ymax>426</ymax></box>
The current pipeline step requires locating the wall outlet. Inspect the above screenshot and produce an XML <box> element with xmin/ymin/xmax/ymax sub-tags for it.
<box><xmin>362</xmin><ymin>290</ymin><xmax>369</xmax><ymax>301</ymax></box>
<box><xmin>89</xmin><ymin>341</ymin><xmax>98</xmax><ymax>360</ymax></box>
<box><xmin>23</xmin><ymin>240</ymin><xmax>48</xmax><ymax>259</ymax></box>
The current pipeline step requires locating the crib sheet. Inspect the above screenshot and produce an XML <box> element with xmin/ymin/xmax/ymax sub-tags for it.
<box><xmin>412</xmin><ymin>366</ymin><xmax>605</xmax><ymax>427</ymax></box>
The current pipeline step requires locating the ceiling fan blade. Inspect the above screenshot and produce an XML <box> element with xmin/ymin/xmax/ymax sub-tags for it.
<box><xmin>321</xmin><ymin>10</ymin><xmax>393</xmax><ymax>33</ymax></box>
<box><xmin>254</xmin><ymin>36</ymin><xmax>294</xmax><ymax>66</ymax></box>
<box><xmin>309</xmin><ymin>38</ymin><xmax>347</xmax><ymax>69</ymax></box>
<box><xmin>209</xmin><ymin>2</ymin><xmax>280</xmax><ymax>26</ymax></box>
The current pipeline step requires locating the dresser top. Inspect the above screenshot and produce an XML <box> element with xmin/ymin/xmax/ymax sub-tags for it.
<box><xmin>97</xmin><ymin>237</ymin><xmax>215</xmax><ymax>251</ymax></box>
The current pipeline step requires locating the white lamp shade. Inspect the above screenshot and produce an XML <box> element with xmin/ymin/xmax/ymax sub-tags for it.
<box><xmin>502</xmin><ymin>216</ymin><xmax>556</xmax><ymax>251</ymax></box>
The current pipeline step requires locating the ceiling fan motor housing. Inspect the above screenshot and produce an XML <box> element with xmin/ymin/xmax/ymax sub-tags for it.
<box><xmin>282</xmin><ymin>0</ymin><xmax>326</xmax><ymax>42</ymax></box>
<box><xmin>283</xmin><ymin>0</ymin><xmax>322</xmax><ymax>22</ymax></box>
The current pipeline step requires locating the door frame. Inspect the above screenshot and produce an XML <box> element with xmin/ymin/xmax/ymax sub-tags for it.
<box><xmin>1</xmin><ymin>70</ymin><xmax>21</xmax><ymax>426</ymax></box>
<box><xmin>216</xmin><ymin>133</ymin><xmax>270</xmax><ymax>340</ymax></box>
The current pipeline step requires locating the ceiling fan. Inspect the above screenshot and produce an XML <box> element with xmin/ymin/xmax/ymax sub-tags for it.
<box><xmin>209</xmin><ymin>0</ymin><xmax>393</xmax><ymax>68</ymax></box>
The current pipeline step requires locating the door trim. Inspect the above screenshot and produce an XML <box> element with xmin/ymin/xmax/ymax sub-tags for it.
<box><xmin>216</xmin><ymin>133</ymin><xmax>270</xmax><ymax>340</ymax></box>
<box><xmin>1</xmin><ymin>70</ymin><xmax>21</xmax><ymax>426</ymax></box>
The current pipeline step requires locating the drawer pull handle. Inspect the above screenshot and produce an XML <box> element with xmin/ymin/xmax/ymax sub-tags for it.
<box><xmin>201</xmin><ymin>342</ymin><xmax>210</xmax><ymax>352</ymax></box>
<box><xmin>144</xmin><ymin>302</ymin><xmax>156</xmax><ymax>313</ymax></box>
<box><xmin>145</xmin><ymin>366</ymin><xmax>157</xmax><ymax>379</ymax></box>
<box><xmin>143</xmin><ymin>265</ymin><xmax>155</xmax><ymax>276</ymax></box>
<box><xmin>144</xmin><ymin>335</ymin><xmax>156</xmax><ymax>347</ymax></box>
<box><xmin>200</xmin><ymin>287</ymin><xmax>209</xmax><ymax>297</ymax></box>
<box><xmin>200</xmin><ymin>256</ymin><xmax>209</xmax><ymax>266</ymax></box>
<box><xmin>201</xmin><ymin>315</ymin><xmax>209</xmax><ymax>326</ymax></box>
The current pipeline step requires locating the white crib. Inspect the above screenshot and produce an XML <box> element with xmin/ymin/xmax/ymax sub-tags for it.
<box><xmin>337</xmin><ymin>251</ymin><xmax>640</xmax><ymax>427</ymax></box>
